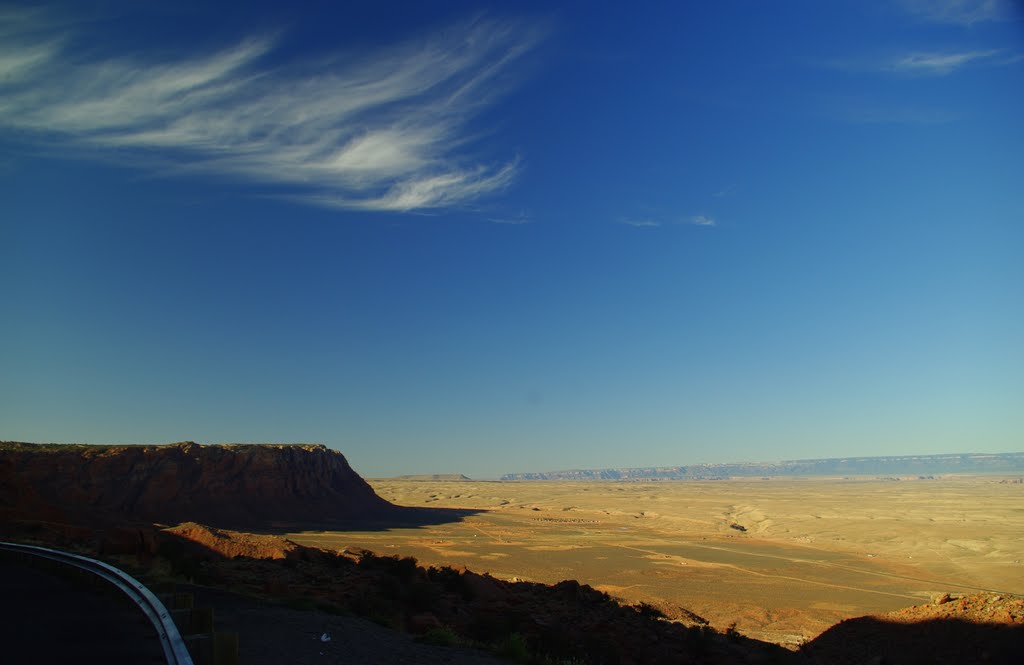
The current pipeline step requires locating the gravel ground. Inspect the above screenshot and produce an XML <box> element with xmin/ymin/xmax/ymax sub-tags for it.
<box><xmin>183</xmin><ymin>584</ymin><xmax>512</xmax><ymax>665</ymax></box>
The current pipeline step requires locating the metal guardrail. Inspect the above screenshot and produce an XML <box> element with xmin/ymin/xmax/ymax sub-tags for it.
<box><xmin>0</xmin><ymin>541</ymin><xmax>194</xmax><ymax>665</ymax></box>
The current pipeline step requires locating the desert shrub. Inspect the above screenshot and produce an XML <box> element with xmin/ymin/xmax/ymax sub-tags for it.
<box><xmin>495</xmin><ymin>632</ymin><xmax>530</xmax><ymax>664</ymax></box>
<box><xmin>388</xmin><ymin>555</ymin><xmax>420</xmax><ymax>581</ymax></box>
<box><xmin>367</xmin><ymin>611</ymin><xmax>401</xmax><ymax>630</ymax></box>
<box><xmin>358</xmin><ymin>552</ymin><xmax>420</xmax><ymax>581</ymax></box>
<box><xmin>428</xmin><ymin>565</ymin><xmax>477</xmax><ymax>600</ymax></box>
<box><xmin>418</xmin><ymin>626</ymin><xmax>461</xmax><ymax>647</ymax></box>
<box><xmin>428</xmin><ymin>565</ymin><xmax>465</xmax><ymax>591</ymax></box>
<box><xmin>532</xmin><ymin>655</ymin><xmax>592</xmax><ymax>665</ymax></box>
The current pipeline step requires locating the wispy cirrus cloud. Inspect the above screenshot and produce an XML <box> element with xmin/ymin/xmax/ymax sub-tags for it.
<box><xmin>619</xmin><ymin>218</ymin><xmax>662</xmax><ymax>228</ymax></box>
<box><xmin>889</xmin><ymin>49</ymin><xmax>1003</xmax><ymax>74</ymax></box>
<box><xmin>826</xmin><ymin>48</ymin><xmax>1012</xmax><ymax>76</ymax></box>
<box><xmin>899</xmin><ymin>0</ymin><xmax>1018</xmax><ymax>25</ymax></box>
<box><xmin>0</xmin><ymin>11</ymin><xmax>543</xmax><ymax>212</ymax></box>
<box><xmin>487</xmin><ymin>210</ymin><xmax>534</xmax><ymax>225</ymax></box>
<box><xmin>619</xmin><ymin>215</ymin><xmax>717</xmax><ymax>228</ymax></box>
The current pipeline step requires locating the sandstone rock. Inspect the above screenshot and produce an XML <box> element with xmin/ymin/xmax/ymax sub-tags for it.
<box><xmin>163</xmin><ymin>522</ymin><xmax>299</xmax><ymax>560</ymax></box>
<box><xmin>0</xmin><ymin>441</ymin><xmax>396</xmax><ymax>529</ymax></box>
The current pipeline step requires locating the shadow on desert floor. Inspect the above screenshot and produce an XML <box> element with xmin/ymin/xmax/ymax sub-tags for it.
<box><xmin>251</xmin><ymin>504</ymin><xmax>491</xmax><ymax>535</ymax></box>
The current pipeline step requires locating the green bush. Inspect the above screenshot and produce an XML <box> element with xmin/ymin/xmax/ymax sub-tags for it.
<box><xmin>418</xmin><ymin>626</ymin><xmax>461</xmax><ymax>647</ymax></box>
<box><xmin>496</xmin><ymin>632</ymin><xmax>531</xmax><ymax>664</ymax></box>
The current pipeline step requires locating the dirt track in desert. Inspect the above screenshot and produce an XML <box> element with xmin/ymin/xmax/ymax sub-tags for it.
<box><xmin>289</xmin><ymin>476</ymin><xmax>1024</xmax><ymax>646</ymax></box>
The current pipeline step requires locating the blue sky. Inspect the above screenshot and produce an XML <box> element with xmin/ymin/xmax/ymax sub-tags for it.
<box><xmin>2</xmin><ymin>1</ymin><xmax>1022</xmax><ymax>478</ymax></box>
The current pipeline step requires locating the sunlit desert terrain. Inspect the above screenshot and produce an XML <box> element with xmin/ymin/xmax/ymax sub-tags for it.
<box><xmin>289</xmin><ymin>477</ymin><xmax>1024</xmax><ymax>645</ymax></box>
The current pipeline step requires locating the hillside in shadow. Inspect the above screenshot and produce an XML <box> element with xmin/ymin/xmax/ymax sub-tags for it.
<box><xmin>804</xmin><ymin>614</ymin><xmax>1023</xmax><ymax>665</ymax></box>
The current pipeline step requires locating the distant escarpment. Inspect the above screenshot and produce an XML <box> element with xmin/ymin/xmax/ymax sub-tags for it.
<box><xmin>0</xmin><ymin>441</ymin><xmax>396</xmax><ymax>529</ymax></box>
<box><xmin>389</xmin><ymin>473</ymin><xmax>472</xmax><ymax>481</ymax></box>
<box><xmin>501</xmin><ymin>452</ymin><xmax>1024</xmax><ymax>481</ymax></box>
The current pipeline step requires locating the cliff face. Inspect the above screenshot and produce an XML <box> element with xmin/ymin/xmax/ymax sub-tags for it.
<box><xmin>0</xmin><ymin>441</ymin><xmax>395</xmax><ymax>528</ymax></box>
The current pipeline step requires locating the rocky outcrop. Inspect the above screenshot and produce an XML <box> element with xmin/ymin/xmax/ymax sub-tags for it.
<box><xmin>0</xmin><ymin>441</ymin><xmax>395</xmax><ymax>528</ymax></box>
<box><xmin>163</xmin><ymin>522</ymin><xmax>300</xmax><ymax>560</ymax></box>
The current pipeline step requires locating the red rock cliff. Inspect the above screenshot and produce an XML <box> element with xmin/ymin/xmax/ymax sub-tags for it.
<box><xmin>0</xmin><ymin>441</ymin><xmax>396</xmax><ymax>528</ymax></box>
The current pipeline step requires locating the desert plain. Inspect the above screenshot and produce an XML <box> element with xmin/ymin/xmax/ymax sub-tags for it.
<box><xmin>289</xmin><ymin>476</ymin><xmax>1024</xmax><ymax>646</ymax></box>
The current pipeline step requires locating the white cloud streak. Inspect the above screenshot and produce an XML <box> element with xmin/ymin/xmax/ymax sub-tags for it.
<box><xmin>619</xmin><ymin>215</ymin><xmax>718</xmax><ymax>228</ymax></box>
<box><xmin>890</xmin><ymin>49</ymin><xmax>1002</xmax><ymax>74</ymax></box>
<box><xmin>900</xmin><ymin>0</ymin><xmax>1017</xmax><ymax>25</ymax></box>
<box><xmin>487</xmin><ymin>210</ymin><xmax>533</xmax><ymax>225</ymax></box>
<box><xmin>826</xmin><ymin>48</ymin><xmax>1013</xmax><ymax>77</ymax></box>
<box><xmin>0</xmin><ymin>12</ymin><xmax>542</xmax><ymax>212</ymax></box>
<box><xmin>620</xmin><ymin>218</ymin><xmax>662</xmax><ymax>228</ymax></box>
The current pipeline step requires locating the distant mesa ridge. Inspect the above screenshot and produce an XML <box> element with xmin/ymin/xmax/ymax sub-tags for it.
<box><xmin>0</xmin><ymin>441</ymin><xmax>396</xmax><ymax>528</ymax></box>
<box><xmin>500</xmin><ymin>452</ymin><xmax>1024</xmax><ymax>481</ymax></box>
<box><xmin>389</xmin><ymin>473</ymin><xmax>472</xmax><ymax>481</ymax></box>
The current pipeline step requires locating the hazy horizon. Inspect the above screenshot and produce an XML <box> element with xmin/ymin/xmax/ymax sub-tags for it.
<box><xmin>2</xmin><ymin>1</ymin><xmax>1022</xmax><ymax>479</ymax></box>
<box><xmin>4</xmin><ymin>440</ymin><xmax>1021</xmax><ymax>481</ymax></box>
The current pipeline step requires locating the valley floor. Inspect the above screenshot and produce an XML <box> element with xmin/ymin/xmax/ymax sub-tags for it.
<box><xmin>289</xmin><ymin>476</ymin><xmax>1024</xmax><ymax>645</ymax></box>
